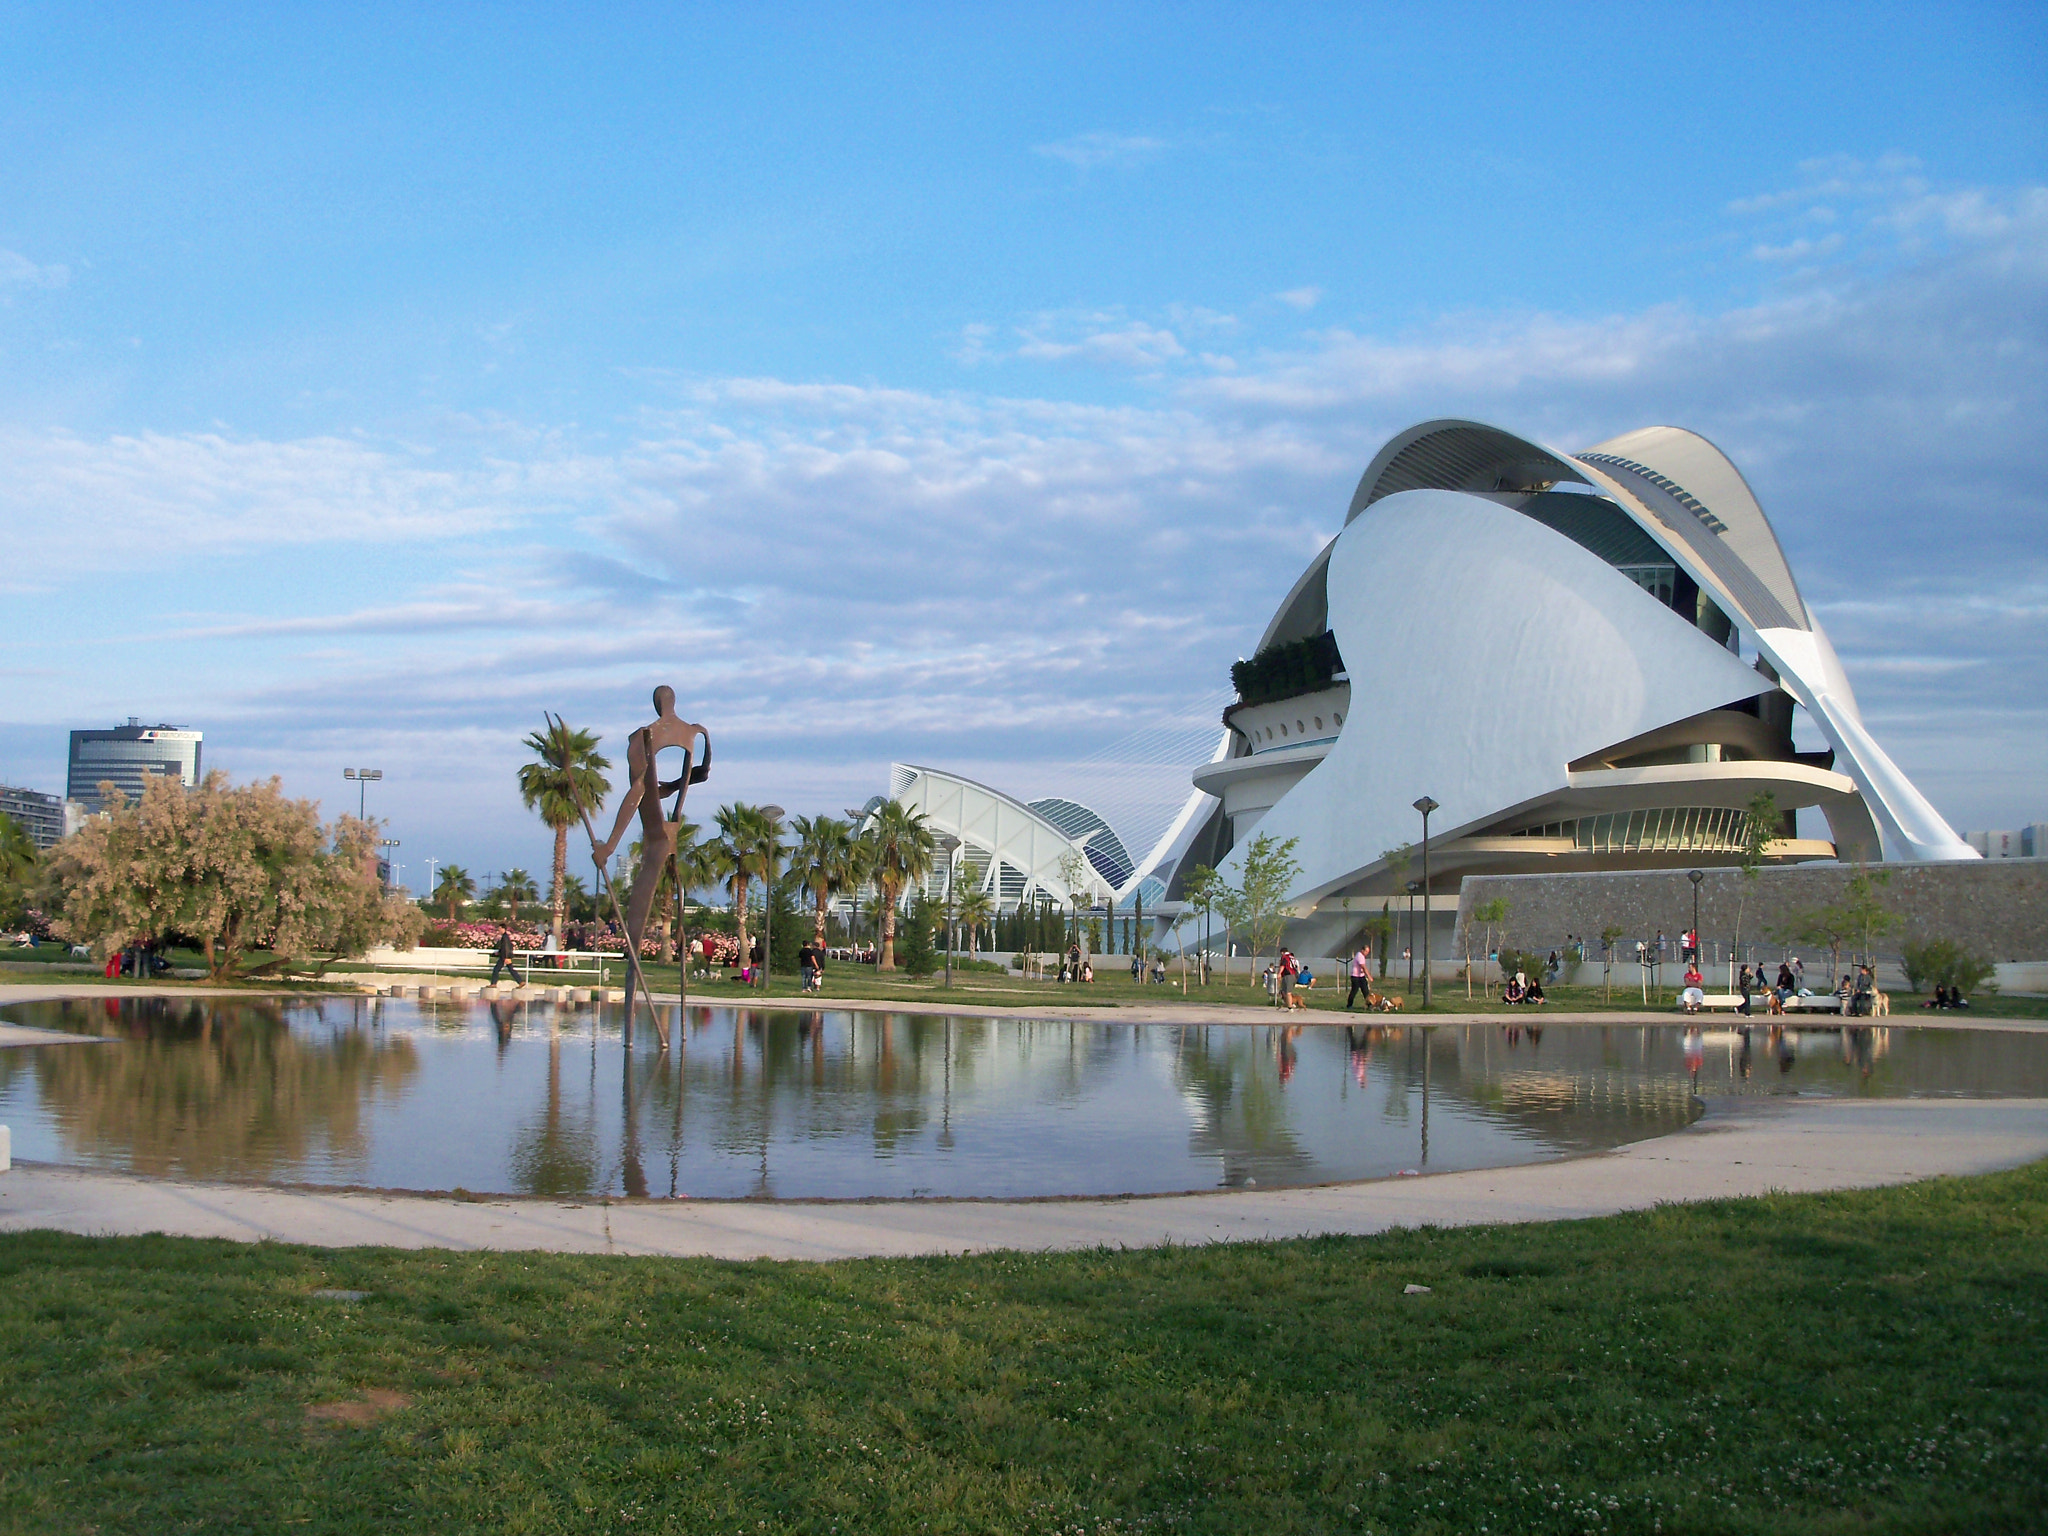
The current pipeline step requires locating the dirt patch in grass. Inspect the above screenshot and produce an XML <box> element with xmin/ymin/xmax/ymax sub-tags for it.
<box><xmin>304</xmin><ymin>1388</ymin><xmax>411</xmax><ymax>1428</ymax></box>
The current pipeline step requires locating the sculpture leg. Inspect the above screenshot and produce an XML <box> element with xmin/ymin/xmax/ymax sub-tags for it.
<box><xmin>620</xmin><ymin>859</ymin><xmax>667</xmax><ymax>1048</ymax></box>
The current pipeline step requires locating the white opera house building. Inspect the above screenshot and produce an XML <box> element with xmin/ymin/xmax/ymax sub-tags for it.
<box><xmin>1152</xmin><ymin>418</ymin><xmax>1977</xmax><ymax>960</ymax></box>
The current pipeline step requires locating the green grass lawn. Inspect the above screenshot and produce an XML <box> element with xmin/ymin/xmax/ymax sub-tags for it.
<box><xmin>3</xmin><ymin>1167</ymin><xmax>2044</xmax><ymax>1534</ymax></box>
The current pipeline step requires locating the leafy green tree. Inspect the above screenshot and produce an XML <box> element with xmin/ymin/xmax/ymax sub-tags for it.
<box><xmin>518</xmin><ymin>721</ymin><xmax>611</xmax><ymax>948</ymax></box>
<box><xmin>1180</xmin><ymin>864</ymin><xmax>1222</xmax><ymax>985</ymax></box>
<box><xmin>46</xmin><ymin>773</ymin><xmax>421</xmax><ymax>979</ymax></box>
<box><xmin>1232</xmin><ymin>832</ymin><xmax>1302</xmax><ymax>987</ymax></box>
<box><xmin>1729</xmin><ymin>789</ymin><xmax>1781</xmax><ymax>977</ymax></box>
<box><xmin>1899</xmin><ymin>938</ymin><xmax>1998</xmax><ymax>998</ymax></box>
<box><xmin>1469</xmin><ymin>896</ymin><xmax>1510</xmax><ymax>998</ymax></box>
<box><xmin>867</xmin><ymin>801</ymin><xmax>934</xmax><ymax>970</ymax></box>
<box><xmin>1775</xmin><ymin>865</ymin><xmax>1901</xmax><ymax>984</ymax></box>
<box><xmin>431</xmin><ymin>864</ymin><xmax>475</xmax><ymax>921</ymax></box>
<box><xmin>0</xmin><ymin>812</ymin><xmax>38</xmax><ymax>925</ymax></box>
<box><xmin>1600</xmin><ymin>924</ymin><xmax>1626</xmax><ymax>1001</ymax></box>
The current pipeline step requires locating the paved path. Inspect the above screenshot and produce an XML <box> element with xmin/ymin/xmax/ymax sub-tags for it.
<box><xmin>3</xmin><ymin>1098</ymin><xmax>2042</xmax><ymax>1261</ymax></box>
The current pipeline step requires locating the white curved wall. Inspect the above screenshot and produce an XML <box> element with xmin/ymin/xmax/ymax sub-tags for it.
<box><xmin>1212</xmin><ymin>489</ymin><xmax>1775</xmax><ymax>905</ymax></box>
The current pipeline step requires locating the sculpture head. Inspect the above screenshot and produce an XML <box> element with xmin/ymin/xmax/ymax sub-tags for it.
<box><xmin>652</xmin><ymin>685</ymin><xmax>675</xmax><ymax>714</ymax></box>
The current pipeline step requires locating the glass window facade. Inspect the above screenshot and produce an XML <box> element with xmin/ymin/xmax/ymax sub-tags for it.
<box><xmin>67</xmin><ymin>724</ymin><xmax>203</xmax><ymax>811</ymax></box>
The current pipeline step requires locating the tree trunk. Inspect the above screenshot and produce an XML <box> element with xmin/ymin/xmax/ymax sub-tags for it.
<box><xmin>878</xmin><ymin>880</ymin><xmax>900</xmax><ymax>970</ymax></box>
<box><xmin>551</xmin><ymin>823</ymin><xmax>569</xmax><ymax>946</ymax></box>
<box><xmin>814</xmin><ymin>888</ymin><xmax>829</xmax><ymax>951</ymax></box>
<box><xmin>734</xmin><ymin>876</ymin><xmax>751</xmax><ymax>972</ymax></box>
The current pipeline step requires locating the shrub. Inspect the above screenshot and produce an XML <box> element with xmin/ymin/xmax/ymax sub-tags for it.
<box><xmin>1900</xmin><ymin>938</ymin><xmax>1999</xmax><ymax>997</ymax></box>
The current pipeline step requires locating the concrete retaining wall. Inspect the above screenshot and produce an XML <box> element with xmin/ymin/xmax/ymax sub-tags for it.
<box><xmin>1453</xmin><ymin>861</ymin><xmax>2048</xmax><ymax>968</ymax></box>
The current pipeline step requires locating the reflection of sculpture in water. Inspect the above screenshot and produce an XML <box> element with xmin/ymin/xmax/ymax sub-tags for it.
<box><xmin>592</xmin><ymin>686</ymin><xmax>711</xmax><ymax>1018</ymax></box>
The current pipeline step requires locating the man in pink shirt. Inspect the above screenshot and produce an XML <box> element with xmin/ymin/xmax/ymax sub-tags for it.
<box><xmin>1345</xmin><ymin>943</ymin><xmax>1374</xmax><ymax>1010</ymax></box>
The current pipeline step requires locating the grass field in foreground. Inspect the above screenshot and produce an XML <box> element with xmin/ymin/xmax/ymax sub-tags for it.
<box><xmin>4</xmin><ymin>1168</ymin><xmax>2045</xmax><ymax>1534</ymax></box>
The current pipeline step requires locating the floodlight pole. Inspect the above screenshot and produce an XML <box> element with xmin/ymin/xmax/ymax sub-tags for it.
<box><xmin>759</xmin><ymin>806</ymin><xmax>784</xmax><ymax>992</ymax></box>
<box><xmin>938</xmin><ymin>835</ymin><xmax>960</xmax><ymax>988</ymax></box>
<box><xmin>1413</xmin><ymin>796</ymin><xmax>1439</xmax><ymax>1009</ymax></box>
<box><xmin>343</xmin><ymin>766</ymin><xmax>383</xmax><ymax>823</ymax></box>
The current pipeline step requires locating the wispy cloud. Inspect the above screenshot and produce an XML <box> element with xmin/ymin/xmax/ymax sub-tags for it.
<box><xmin>1275</xmin><ymin>286</ymin><xmax>1322</xmax><ymax>311</ymax></box>
<box><xmin>1032</xmin><ymin>132</ymin><xmax>1168</xmax><ymax>170</ymax></box>
<box><xmin>5</xmin><ymin>168</ymin><xmax>2041</xmax><ymax>864</ymax></box>
<box><xmin>0</xmin><ymin>248</ymin><xmax>69</xmax><ymax>290</ymax></box>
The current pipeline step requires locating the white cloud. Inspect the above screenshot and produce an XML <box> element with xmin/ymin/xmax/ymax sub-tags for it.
<box><xmin>1017</xmin><ymin>319</ymin><xmax>1188</xmax><ymax>369</ymax></box>
<box><xmin>1275</xmin><ymin>286</ymin><xmax>1323</xmax><ymax>311</ymax></box>
<box><xmin>6</xmin><ymin>169</ymin><xmax>2042</xmax><ymax>868</ymax></box>
<box><xmin>1032</xmin><ymin>133</ymin><xmax>1168</xmax><ymax>170</ymax></box>
<box><xmin>0</xmin><ymin>249</ymin><xmax>69</xmax><ymax>290</ymax></box>
<box><xmin>0</xmin><ymin>427</ymin><xmax>598</xmax><ymax>552</ymax></box>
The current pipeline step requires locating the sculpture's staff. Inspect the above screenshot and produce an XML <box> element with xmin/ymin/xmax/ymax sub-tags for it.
<box><xmin>545</xmin><ymin>710</ymin><xmax>670</xmax><ymax>1050</ymax></box>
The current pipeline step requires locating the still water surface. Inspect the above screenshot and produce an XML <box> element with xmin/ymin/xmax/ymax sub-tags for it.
<box><xmin>3</xmin><ymin>997</ymin><xmax>2042</xmax><ymax>1199</ymax></box>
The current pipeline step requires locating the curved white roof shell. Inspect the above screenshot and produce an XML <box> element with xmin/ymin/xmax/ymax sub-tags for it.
<box><xmin>1178</xmin><ymin>417</ymin><xmax>1972</xmax><ymax>940</ymax></box>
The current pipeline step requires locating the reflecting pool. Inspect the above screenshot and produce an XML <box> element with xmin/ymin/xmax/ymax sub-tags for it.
<box><xmin>3</xmin><ymin>997</ymin><xmax>2043</xmax><ymax>1200</ymax></box>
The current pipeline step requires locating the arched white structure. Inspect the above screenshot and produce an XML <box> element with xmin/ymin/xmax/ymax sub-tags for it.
<box><xmin>888</xmin><ymin>764</ymin><xmax>1121</xmax><ymax>909</ymax></box>
<box><xmin>1163</xmin><ymin>418</ymin><xmax>1974</xmax><ymax>954</ymax></box>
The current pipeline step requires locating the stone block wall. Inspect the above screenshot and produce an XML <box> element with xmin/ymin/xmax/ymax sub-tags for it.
<box><xmin>1453</xmin><ymin>861</ymin><xmax>2048</xmax><ymax>966</ymax></box>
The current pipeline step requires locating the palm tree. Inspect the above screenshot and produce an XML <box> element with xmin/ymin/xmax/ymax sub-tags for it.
<box><xmin>842</xmin><ymin>824</ymin><xmax>878</xmax><ymax>959</ymax></box>
<box><xmin>518</xmin><ymin>721</ymin><xmax>611</xmax><ymax>949</ymax></box>
<box><xmin>713</xmin><ymin>803</ymin><xmax>780</xmax><ymax>966</ymax></box>
<box><xmin>956</xmin><ymin>887</ymin><xmax>995</xmax><ymax>961</ymax></box>
<box><xmin>432</xmin><ymin>864</ymin><xmax>476</xmax><ymax>922</ymax></box>
<box><xmin>867</xmin><ymin>801</ymin><xmax>934</xmax><ymax>970</ymax></box>
<box><xmin>497</xmin><ymin>868</ymin><xmax>540</xmax><ymax>927</ymax></box>
<box><xmin>790</xmin><ymin>814</ymin><xmax>854</xmax><ymax>951</ymax></box>
<box><xmin>560</xmin><ymin>872</ymin><xmax>592</xmax><ymax>923</ymax></box>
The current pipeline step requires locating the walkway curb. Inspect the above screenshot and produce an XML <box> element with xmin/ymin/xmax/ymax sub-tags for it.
<box><xmin>3</xmin><ymin>1098</ymin><xmax>2042</xmax><ymax>1262</ymax></box>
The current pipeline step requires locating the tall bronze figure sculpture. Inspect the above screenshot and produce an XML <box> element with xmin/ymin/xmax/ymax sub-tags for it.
<box><xmin>590</xmin><ymin>686</ymin><xmax>712</xmax><ymax>1033</ymax></box>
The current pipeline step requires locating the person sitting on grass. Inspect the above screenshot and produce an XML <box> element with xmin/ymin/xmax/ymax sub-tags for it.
<box><xmin>1524</xmin><ymin>974</ymin><xmax>1547</xmax><ymax>1004</ymax></box>
<box><xmin>1503</xmin><ymin>971</ymin><xmax>1527</xmax><ymax>1005</ymax></box>
<box><xmin>1080</xmin><ymin>960</ymin><xmax>1095</xmax><ymax>983</ymax></box>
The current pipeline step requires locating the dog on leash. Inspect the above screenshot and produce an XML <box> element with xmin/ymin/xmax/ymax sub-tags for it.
<box><xmin>1872</xmin><ymin>990</ymin><xmax>1890</xmax><ymax>1017</ymax></box>
<box><xmin>1365</xmin><ymin>990</ymin><xmax>1403</xmax><ymax>1013</ymax></box>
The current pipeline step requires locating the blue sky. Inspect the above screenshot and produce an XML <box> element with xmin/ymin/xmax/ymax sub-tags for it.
<box><xmin>2</xmin><ymin>3</ymin><xmax>2043</xmax><ymax>885</ymax></box>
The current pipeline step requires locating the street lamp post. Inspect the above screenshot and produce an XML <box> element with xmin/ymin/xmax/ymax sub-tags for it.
<box><xmin>378</xmin><ymin>838</ymin><xmax>400</xmax><ymax>894</ymax></box>
<box><xmin>1413</xmin><ymin>796</ymin><xmax>1439</xmax><ymax>1009</ymax></box>
<box><xmin>758</xmin><ymin>805</ymin><xmax>784</xmax><ymax>991</ymax></box>
<box><xmin>1405</xmin><ymin>881</ymin><xmax>1420</xmax><ymax>993</ymax></box>
<box><xmin>343</xmin><ymin>767</ymin><xmax>382</xmax><ymax>822</ymax></box>
<box><xmin>937</xmin><ymin>835</ymin><xmax>961</xmax><ymax>988</ymax></box>
<box><xmin>1688</xmin><ymin>869</ymin><xmax>1704</xmax><ymax>971</ymax></box>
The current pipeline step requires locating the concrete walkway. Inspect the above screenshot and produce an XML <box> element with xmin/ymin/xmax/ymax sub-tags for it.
<box><xmin>3</xmin><ymin>1098</ymin><xmax>2042</xmax><ymax>1261</ymax></box>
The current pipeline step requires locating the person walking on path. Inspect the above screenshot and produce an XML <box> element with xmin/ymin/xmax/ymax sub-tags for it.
<box><xmin>1278</xmin><ymin>948</ymin><xmax>1302</xmax><ymax>1011</ymax></box>
<box><xmin>489</xmin><ymin>929</ymin><xmax>521</xmax><ymax>987</ymax></box>
<box><xmin>1345</xmin><ymin>944</ymin><xmax>1374</xmax><ymax>1010</ymax></box>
